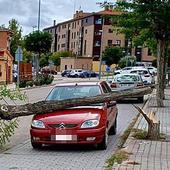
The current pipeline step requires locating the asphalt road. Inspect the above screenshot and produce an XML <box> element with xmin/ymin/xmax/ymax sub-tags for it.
<box><xmin>0</xmin><ymin>85</ymin><xmax>142</xmax><ymax>170</ymax></box>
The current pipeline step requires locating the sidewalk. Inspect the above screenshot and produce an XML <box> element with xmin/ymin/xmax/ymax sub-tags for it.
<box><xmin>113</xmin><ymin>88</ymin><xmax>170</xmax><ymax>170</ymax></box>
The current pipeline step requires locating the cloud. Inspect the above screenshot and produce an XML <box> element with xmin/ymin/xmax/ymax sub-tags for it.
<box><xmin>0</xmin><ymin>0</ymin><xmax>101</xmax><ymax>35</ymax></box>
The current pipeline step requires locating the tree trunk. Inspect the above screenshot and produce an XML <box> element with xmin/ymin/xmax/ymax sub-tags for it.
<box><xmin>133</xmin><ymin>105</ymin><xmax>160</xmax><ymax>140</ymax></box>
<box><xmin>0</xmin><ymin>87</ymin><xmax>152</xmax><ymax>120</ymax></box>
<box><xmin>157</xmin><ymin>39</ymin><xmax>166</xmax><ymax>107</ymax></box>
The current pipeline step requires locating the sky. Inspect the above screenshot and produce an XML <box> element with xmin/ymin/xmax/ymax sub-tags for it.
<box><xmin>0</xmin><ymin>0</ymin><xmax>104</xmax><ymax>35</ymax></box>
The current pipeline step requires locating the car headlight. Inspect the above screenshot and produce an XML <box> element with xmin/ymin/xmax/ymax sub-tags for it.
<box><xmin>31</xmin><ymin>120</ymin><xmax>45</xmax><ymax>129</ymax></box>
<box><xmin>81</xmin><ymin>119</ymin><xmax>99</xmax><ymax>129</ymax></box>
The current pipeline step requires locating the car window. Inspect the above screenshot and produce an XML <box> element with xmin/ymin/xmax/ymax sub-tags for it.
<box><xmin>101</xmin><ymin>84</ymin><xmax>108</xmax><ymax>93</ymax></box>
<box><xmin>103</xmin><ymin>82</ymin><xmax>112</xmax><ymax>92</ymax></box>
<box><xmin>115</xmin><ymin>75</ymin><xmax>139</xmax><ymax>82</ymax></box>
<box><xmin>46</xmin><ymin>85</ymin><xmax>101</xmax><ymax>101</ymax></box>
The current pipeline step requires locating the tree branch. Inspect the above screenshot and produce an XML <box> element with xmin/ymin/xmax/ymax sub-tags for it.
<box><xmin>0</xmin><ymin>87</ymin><xmax>152</xmax><ymax>120</ymax></box>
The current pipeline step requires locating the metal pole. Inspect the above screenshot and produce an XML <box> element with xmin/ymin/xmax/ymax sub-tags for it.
<box><xmin>98</xmin><ymin>29</ymin><xmax>103</xmax><ymax>80</ymax></box>
<box><xmin>17</xmin><ymin>60</ymin><xmax>20</xmax><ymax>87</ymax></box>
<box><xmin>38</xmin><ymin>0</ymin><xmax>41</xmax><ymax>31</ymax></box>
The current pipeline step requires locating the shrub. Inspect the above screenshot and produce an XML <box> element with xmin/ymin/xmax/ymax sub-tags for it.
<box><xmin>26</xmin><ymin>81</ymin><xmax>34</xmax><ymax>87</ymax></box>
<box><xmin>19</xmin><ymin>80</ymin><xmax>27</xmax><ymax>88</ymax></box>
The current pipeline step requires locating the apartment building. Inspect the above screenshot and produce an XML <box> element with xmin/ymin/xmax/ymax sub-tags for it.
<box><xmin>0</xmin><ymin>28</ymin><xmax>13</xmax><ymax>84</ymax></box>
<box><xmin>44</xmin><ymin>9</ymin><xmax>154</xmax><ymax>66</ymax></box>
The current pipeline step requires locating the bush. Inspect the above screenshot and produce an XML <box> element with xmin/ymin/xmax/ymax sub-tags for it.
<box><xmin>33</xmin><ymin>74</ymin><xmax>54</xmax><ymax>86</ymax></box>
<box><xmin>26</xmin><ymin>81</ymin><xmax>34</xmax><ymax>87</ymax></box>
<box><xmin>19</xmin><ymin>80</ymin><xmax>27</xmax><ymax>88</ymax></box>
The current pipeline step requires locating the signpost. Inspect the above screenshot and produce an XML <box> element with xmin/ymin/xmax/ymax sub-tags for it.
<box><xmin>15</xmin><ymin>47</ymin><xmax>23</xmax><ymax>87</ymax></box>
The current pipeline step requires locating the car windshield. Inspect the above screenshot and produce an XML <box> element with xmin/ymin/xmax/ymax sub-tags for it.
<box><xmin>115</xmin><ymin>75</ymin><xmax>140</xmax><ymax>82</ymax></box>
<box><xmin>46</xmin><ymin>85</ymin><xmax>101</xmax><ymax>101</ymax></box>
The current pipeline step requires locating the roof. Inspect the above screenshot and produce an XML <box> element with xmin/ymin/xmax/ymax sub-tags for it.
<box><xmin>43</xmin><ymin>9</ymin><xmax>122</xmax><ymax>31</ymax></box>
<box><xmin>0</xmin><ymin>28</ymin><xmax>13</xmax><ymax>34</ymax></box>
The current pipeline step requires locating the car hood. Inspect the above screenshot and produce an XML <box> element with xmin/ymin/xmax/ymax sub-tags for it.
<box><xmin>34</xmin><ymin>107</ymin><xmax>104</xmax><ymax>124</ymax></box>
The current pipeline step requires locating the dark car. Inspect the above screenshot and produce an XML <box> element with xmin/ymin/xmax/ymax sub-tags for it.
<box><xmin>79</xmin><ymin>70</ymin><xmax>99</xmax><ymax>78</ymax></box>
<box><xmin>30</xmin><ymin>81</ymin><xmax>118</xmax><ymax>150</ymax></box>
<box><xmin>41</xmin><ymin>68</ymin><xmax>57</xmax><ymax>75</ymax></box>
<box><xmin>61</xmin><ymin>69</ymin><xmax>72</xmax><ymax>77</ymax></box>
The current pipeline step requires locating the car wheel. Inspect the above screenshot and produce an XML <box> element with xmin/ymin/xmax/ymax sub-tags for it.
<box><xmin>138</xmin><ymin>96</ymin><xmax>144</xmax><ymax>103</ymax></box>
<box><xmin>75</xmin><ymin>74</ymin><xmax>78</xmax><ymax>78</ymax></box>
<box><xmin>97</xmin><ymin>128</ymin><xmax>108</xmax><ymax>150</ymax></box>
<box><xmin>109</xmin><ymin>117</ymin><xmax>117</xmax><ymax>135</ymax></box>
<box><xmin>31</xmin><ymin>140</ymin><xmax>42</xmax><ymax>149</ymax></box>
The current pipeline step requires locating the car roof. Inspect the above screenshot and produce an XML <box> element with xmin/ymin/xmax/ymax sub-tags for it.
<box><xmin>115</xmin><ymin>73</ymin><xmax>140</xmax><ymax>77</ymax></box>
<box><xmin>54</xmin><ymin>81</ymin><xmax>104</xmax><ymax>87</ymax></box>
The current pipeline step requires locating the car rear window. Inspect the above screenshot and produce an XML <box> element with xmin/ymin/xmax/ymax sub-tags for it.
<box><xmin>115</xmin><ymin>75</ymin><xmax>140</xmax><ymax>82</ymax></box>
<box><xmin>46</xmin><ymin>85</ymin><xmax>101</xmax><ymax>101</ymax></box>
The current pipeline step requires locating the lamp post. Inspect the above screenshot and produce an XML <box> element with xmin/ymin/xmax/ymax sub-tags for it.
<box><xmin>37</xmin><ymin>0</ymin><xmax>41</xmax><ymax>31</ymax></box>
<box><xmin>98</xmin><ymin>30</ymin><xmax>103</xmax><ymax>80</ymax></box>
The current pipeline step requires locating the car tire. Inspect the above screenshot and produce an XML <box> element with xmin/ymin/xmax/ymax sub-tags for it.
<box><xmin>97</xmin><ymin>128</ymin><xmax>108</xmax><ymax>150</ymax></box>
<box><xmin>31</xmin><ymin>141</ymin><xmax>42</xmax><ymax>149</ymax></box>
<box><xmin>109</xmin><ymin>117</ymin><xmax>117</xmax><ymax>135</ymax></box>
<box><xmin>138</xmin><ymin>96</ymin><xmax>144</xmax><ymax>103</ymax></box>
<box><xmin>75</xmin><ymin>74</ymin><xmax>78</xmax><ymax>78</ymax></box>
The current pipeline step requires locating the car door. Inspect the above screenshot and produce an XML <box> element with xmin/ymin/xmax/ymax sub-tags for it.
<box><xmin>100</xmin><ymin>82</ymin><xmax>117</xmax><ymax>130</ymax></box>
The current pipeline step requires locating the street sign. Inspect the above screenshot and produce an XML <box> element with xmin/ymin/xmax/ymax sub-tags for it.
<box><xmin>15</xmin><ymin>47</ymin><xmax>23</xmax><ymax>61</ymax></box>
<box><xmin>106</xmin><ymin>66</ymin><xmax>111</xmax><ymax>73</ymax></box>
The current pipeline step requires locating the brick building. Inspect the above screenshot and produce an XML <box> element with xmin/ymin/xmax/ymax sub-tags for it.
<box><xmin>44</xmin><ymin>9</ymin><xmax>154</xmax><ymax>69</ymax></box>
<box><xmin>0</xmin><ymin>29</ymin><xmax>13</xmax><ymax>84</ymax></box>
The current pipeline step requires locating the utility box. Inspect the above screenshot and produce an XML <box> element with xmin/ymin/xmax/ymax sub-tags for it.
<box><xmin>19</xmin><ymin>63</ymin><xmax>32</xmax><ymax>81</ymax></box>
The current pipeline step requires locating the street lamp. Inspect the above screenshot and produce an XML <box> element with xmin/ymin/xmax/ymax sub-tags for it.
<box><xmin>98</xmin><ymin>30</ymin><xmax>103</xmax><ymax>80</ymax></box>
<box><xmin>38</xmin><ymin>0</ymin><xmax>41</xmax><ymax>31</ymax></box>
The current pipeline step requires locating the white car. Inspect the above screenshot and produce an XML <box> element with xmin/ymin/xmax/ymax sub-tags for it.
<box><xmin>147</xmin><ymin>66</ymin><xmax>157</xmax><ymax>75</ymax></box>
<box><xmin>69</xmin><ymin>69</ymin><xmax>83</xmax><ymax>77</ymax></box>
<box><xmin>130</xmin><ymin>68</ymin><xmax>155</xmax><ymax>85</ymax></box>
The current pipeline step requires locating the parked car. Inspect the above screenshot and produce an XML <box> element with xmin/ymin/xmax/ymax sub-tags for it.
<box><xmin>110</xmin><ymin>73</ymin><xmax>144</xmax><ymax>102</ymax></box>
<box><xmin>30</xmin><ymin>81</ymin><xmax>118</xmax><ymax>150</ymax></box>
<box><xmin>61</xmin><ymin>69</ymin><xmax>72</xmax><ymax>77</ymax></box>
<box><xmin>68</xmin><ymin>69</ymin><xmax>83</xmax><ymax>77</ymax></box>
<box><xmin>146</xmin><ymin>66</ymin><xmax>157</xmax><ymax>76</ymax></box>
<box><xmin>41</xmin><ymin>68</ymin><xmax>57</xmax><ymax>75</ymax></box>
<box><xmin>130</xmin><ymin>68</ymin><xmax>155</xmax><ymax>85</ymax></box>
<box><xmin>79</xmin><ymin>70</ymin><xmax>99</xmax><ymax>78</ymax></box>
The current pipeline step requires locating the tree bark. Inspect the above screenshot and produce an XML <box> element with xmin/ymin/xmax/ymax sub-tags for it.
<box><xmin>0</xmin><ymin>87</ymin><xmax>152</xmax><ymax>120</ymax></box>
<box><xmin>133</xmin><ymin>105</ymin><xmax>160</xmax><ymax>140</ymax></box>
<box><xmin>157</xmin><ymin>39</ymin><xmax>166</xmax><ymax>107</ymax></box>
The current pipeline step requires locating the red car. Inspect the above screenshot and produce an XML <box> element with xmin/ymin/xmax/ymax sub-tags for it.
<box><xmin>30</xmin><ymin>81</ymin><xmax>118</xmax><ymax>150</ymax></box>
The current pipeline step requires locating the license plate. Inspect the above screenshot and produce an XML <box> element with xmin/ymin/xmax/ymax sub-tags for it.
<box><xmin>51</xmin><ymin>135</ymin><xmax>77</xmax><ymax>141</ymax></box>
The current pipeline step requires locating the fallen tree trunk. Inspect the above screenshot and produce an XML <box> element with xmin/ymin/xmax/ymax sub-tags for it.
<box><xmin>133</xmin><ymin>105</ymin><xmax>160</xmax><ymax>140</ymax></box>
<box><xmin>0</xmin><ymin>87</ymin><xmax>152</xmax><ymax>120</ymax></box>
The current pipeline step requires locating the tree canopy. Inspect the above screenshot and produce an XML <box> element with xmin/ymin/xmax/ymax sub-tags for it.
<box><xmin>115</xmin><ymin>0</ymin><xmax>170</xmax><ymax>106</ymax></box>
<box><xmin>24</xmin><ymin>31</ymin><xmax>52</xmax><ymax>54</ymax></box>
<box><xmin>102</xmin><ymin>46</ymin><xmax>123</xmax><ymax>66</ymax></box>
<box><xmin>8</xmin><ymin>19</ymin><xmax>22</xmax><ymax>58</ymax></box>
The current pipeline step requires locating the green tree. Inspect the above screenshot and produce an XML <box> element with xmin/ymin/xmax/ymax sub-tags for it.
<box><xmin>24</xmin><ymin>31</ymin><xmax>52</xmax><ymax>54</ymax></box>
<box><xmin>118</xmin><ymin>55</ymin><xmax>136</xmax><ymax>68</ymax></box>
<box><xmin>102</xmin><ymin>47</ymin><xmax>123</xmax><ymax>66</ymax></box>
<box><xmin>116</xmin><ymin>0</ymin><xmax>170</xmax><ymax>106</ymax></box>
<box><xmin>39</xmin><ymin>54</ymin><xmax>49</xmax><ymax>68</ymax></box>
<box><xmin>50</xmin><ymin>51</ymin><xmax>74</xmax><ymax>66</ymax></box>
<box><xmin>8</xmin><ymin>19</ymin><xmax>23</xmax><ymax>57</ymax></box>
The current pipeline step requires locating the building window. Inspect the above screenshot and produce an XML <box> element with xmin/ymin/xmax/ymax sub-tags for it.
<box><xmin>58</xmin><ymin>26</ymin><xmax>61</xmax><ymax>32</ymax></box>
<box><xmin>77</xmin><ymin>32</ymin><xmax>79</xmax><ymax>36</ymax></box>
<box><xmin>95</xmin><ymin>41</ymin><xmax>101</xmax><ymax>47</ymax></box>
<box><xmin>74</xmin><ymin>42</ymin><xmax>75</xmax><ymax>48</ymax></box>
<box><xmin>72</xmin><ymin>33</ymin><xmax>74</xmax><ymax>39</ymax></box>
<box><xmin>78</xmin><ymin>21</ymin><xmax>79</xmax><ymax>25</ymax></box>
<box><xmin>58</xmin><ymin>44</ymin><xmax>60</xmax><ymax>50</ymax></box>
<box><xmin>148</xmin><ymin>48</ymin><xmax>152</xmax><ymax>56</ymax></box>
<box><xmin>108</xmin><ymin>29</ymin><xmax>113</xmax><ymax>33</ymax></box>
<box><xmin>74</xmin><ymin>32</ymin><xmax>76</xmax><ymax>39</ymax></box>
<box><xmin>85</xmin><ymin>18</ymin><xmax>88</xmax><ymax>23</ymax></box>
<box><xmin>62</xmin><ymin>34</ymin><xmax>65</xmax><ymax>38</ymax></box>
<box><xmin>72</xmin><ymin>22</ymin><xmax>74</xmax><ymax>29</ymax></box>
<box><xmin>58</xmin><ymin>35</ymin><xmax>60</xmax><ymax>41</ymax></box>
<box><xmin>61</xmin><ymin>43</ymin><xmax>65</xmax><ymax>48</ymax></box>
<box><xmin>95</xmin><ymin>18</ymin><xmax>102</xmax><ymax>24</ymax></box>
<box><xmin>95</xmin><ymin>31</ymin><xmax>102</xmax><ymax>36</ymax></box>
<box><xmin>75</xmin><ymin>22</ymin><xmax>76</xmax><ymax>28</ymax></box>
<box><xmin>84</xmin><ymin>40</ymin><xmax>87</xmax><ymax>55</ymax></box>
<box><xmin>108</xmin><ymin>40</ymin><xmax>112</xmax><ymax>47</ymax></box>
<box><xmin>71</xmin><ymin>42</ymin><xmax>73</xmax><ymax>48</ymax></box>
<box><xmin>85</xmin><ymin>29</ymin><xmax>87</xmax><ymax>34</ymax></box>
<box><xmin>115</xmin><ymin>40</ymin><xmax>121</xmax><ymax>46</ymax></box>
